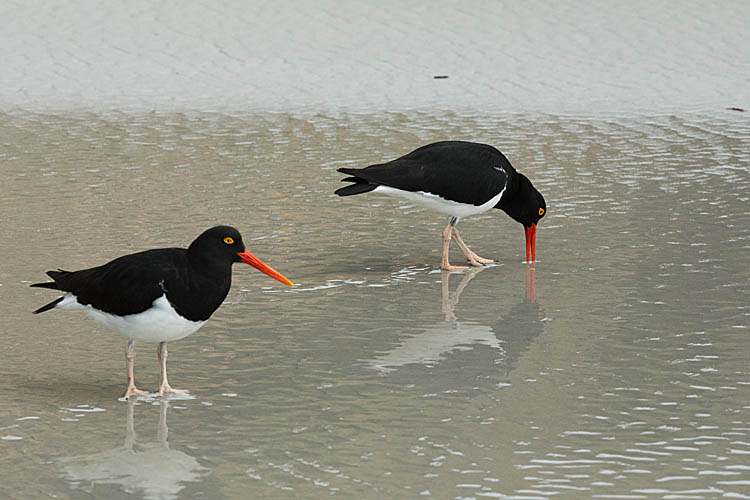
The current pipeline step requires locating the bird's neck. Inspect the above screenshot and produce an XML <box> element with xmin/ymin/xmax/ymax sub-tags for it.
<box><xmin>497</xmin><ymin>196</ymin><xmax>526</xmax><ymax>225</ymax></box>
<box><xmin>171</xmin><ymin>255</ymin><xmax>232</xmax><ymax>321</ymax></box>
<box><xmin>186</xmin><ymin>249</ymin><xmax>232</xmax><ymax>288</ymax></box>
<box><xmin>496</xmin><ymin>172</ymin><xmax>537</xmax><ymax>226</ymax></box>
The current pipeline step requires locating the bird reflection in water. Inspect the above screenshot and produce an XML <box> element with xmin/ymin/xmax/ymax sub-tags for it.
<box><xmin>494</xmin><ymin>263</ymin><xmax>544</xmax><ymax>375</ymax></box>
<box><xmin>56</xmin><ymin>401</ymin><xmax>207</xmax><ymax>500</ymax></box>
<box><xmin>364</xmin><ymin>264</ymin><xmax>543</xmax><ymax>374</ymax></box>
<box><xmin>441</xmin><ymin>265</ymin><xmax>486</xmax><ymax>323</ymax></box>
<box><xmin>365</xmin><ymin>266</ymin><xmax>498</xmax><ymax>373</ymax></box>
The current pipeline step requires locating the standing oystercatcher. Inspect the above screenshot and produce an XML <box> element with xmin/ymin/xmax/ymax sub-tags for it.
<box><xmin>31</xmin><ymin>226</ymin><xmax>293</xmax><ymax>399</ymax></box>
<box><xmin>335</xmin><ymin>141</ymin><xmax>547</xmax><ymax>270</ymax></box>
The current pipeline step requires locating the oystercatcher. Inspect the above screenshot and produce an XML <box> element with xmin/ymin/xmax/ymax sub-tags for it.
<box><xmin>335</xmin><ymin>141</ymin><xmax>546</xmax><ymax>270</ymax></box>
<box><xmin>31</xmin><ymin>226</ymin><xmax>294</xmax><ymax>399</ymax></box>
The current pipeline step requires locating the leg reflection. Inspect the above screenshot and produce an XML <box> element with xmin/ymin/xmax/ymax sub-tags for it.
<box><xmin>441</xmin><ymin>266</ymin><xmax>487</xmax><ymax>322</ymax></box>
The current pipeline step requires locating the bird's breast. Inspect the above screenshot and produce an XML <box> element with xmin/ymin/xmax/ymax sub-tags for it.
<box><xmin>374</xmin><ymin>185</ymin><xmax>506</xmax><ymax>218</ymax></box>
<box><xmin>72</xmin><ymin>293</ymin><xmax>207</xmax><ymax>342</ymax></box>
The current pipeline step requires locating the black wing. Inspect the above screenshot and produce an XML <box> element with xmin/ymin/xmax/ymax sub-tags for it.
<box><xmin>32</xmin><ymin>248</ymin><xmax>186</xmax><ymax>316</ymax></box>
<box><xmin>336</xmin><ymin>141</ymin><xmax>514</xmax><ymax>206</ymax></box>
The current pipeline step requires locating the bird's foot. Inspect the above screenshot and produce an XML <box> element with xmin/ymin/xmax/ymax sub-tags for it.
<box><xmin>123</xmin><ymin>385</ymin><xmax>151</xmax><ymax>400</ymax></box>
<box><xmin>440</xmin><ymin>264</ymin><xmax>468</xmax><ymax>273</ymax></box>
<box><xmin>159</xmin><ymin>383</ymin><xmax>190</xmax><ymax>398</ymax></box>
<box><xmin>467</xmin><ymin>255</ymin><xmax>494</xmax><ymax>266</ymax></box>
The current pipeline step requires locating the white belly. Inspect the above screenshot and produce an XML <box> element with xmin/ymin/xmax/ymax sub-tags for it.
<box><xmin>373</xmin><ymin>185</ymin><xmax>506</xmax><ymax>219</ymax></box>
<box><xmin>57</xmin><ymin>293</ymin><xmax>206</xmax><ymax>342</ymax></box>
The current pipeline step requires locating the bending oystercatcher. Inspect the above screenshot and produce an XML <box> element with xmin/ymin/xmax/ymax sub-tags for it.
<box><xmin>31</xmin><ymin>226</ymin><xmax>293</xmax><ymax>399</ymax></box>
<box><xmin>335</xmin><ymin>141</ymin><xmax>547</xmax><ymax>270</ymax></box>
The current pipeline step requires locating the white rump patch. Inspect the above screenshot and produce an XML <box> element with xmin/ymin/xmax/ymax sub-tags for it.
<box><xmin>374</xmin><ymin>184</ymin><xmax>506</xmax><ymax>218</ymax></box>
<box><xmin>57</xmin><ymin>293</ymin><xmax>206</xmax><ymax>342</ymax></box>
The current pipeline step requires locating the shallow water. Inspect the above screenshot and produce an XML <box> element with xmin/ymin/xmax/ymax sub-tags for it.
<box><xmin>2</xmin><ymin>0</ymin><xmax>750</xmax><ymax>497</ymax></box>
<box><xmin>1</xmin><ymin>110</ymin><xmax>749</xmax><ymax>499</ymax></box>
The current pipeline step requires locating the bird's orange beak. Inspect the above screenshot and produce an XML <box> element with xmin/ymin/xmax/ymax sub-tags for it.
<box><xmin>524</xmin><ymin>224</ymin><xmax>537</xmax><ymax>263</ymax></box>
<box><xmin>237</xmin><ymin>249</ymin><xmax>294</xmax><ymax>287</ymax></box>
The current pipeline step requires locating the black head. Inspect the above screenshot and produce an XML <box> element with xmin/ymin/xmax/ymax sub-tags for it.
<box><xmin>531</xmin><ymin>185</ymin><xmax>546</xmax><ymax>226</ymax></box>
<box><xmin>496</xmin><ymin>174</ymin><xmax>546</xmax><ymax>262</ymax></box>
<box><xmin>188</xmin><ymin>226</ymin><xmax>247</xmax><ymax>265</ymax></box>
<box><xmin>188</xmin><ymin>226</ymin><xmax>294</xmax><ymax>286</ymax></box>
<box><xmin>499</xmin><ymin>174</ymin><xmax>546</xmax><ymax>228</ymax></box>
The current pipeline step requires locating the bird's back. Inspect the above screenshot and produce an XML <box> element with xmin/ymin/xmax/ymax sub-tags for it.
<box><xmin>337</xmin><ymin>141</ymin><xmax>514</xmax><ymax>206</ymax></box>
<box><xmin>32</xmin><ymin>248</ymin><xmax>189</xmax><ymax>317</ymax></box>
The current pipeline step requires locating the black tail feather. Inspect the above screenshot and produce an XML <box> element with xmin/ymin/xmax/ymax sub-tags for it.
<box><xmin>31</xmin><ymin>269</ymin><xmax>70</xmax><ymax>312</ymax></box>
<box><xmin>30</xmin><ymin>269</ymin><xmax>70</xmax><ymax>290</ymax></box>
<box><xmin>46</xmin><ymin>269</ymin><xmax>68</xmax><ymax>280</ymax></box>
<box><xmin>33</xmin><ymin>296</ymin><xmax>64</xmax><ymax>314</ymax></box>
<box><xmin>335</xmin><ymin>167</ymin><xmax>380</xmax><ymax>196</ymax></box>
<box><xmin>30</xmin><ymin>281</ymin><xmax>61</xmax><ymax>290</ymax></box>
<box><xmin>334</xmin><ymin>182</ymin><xmax>377</xmax><ymax>196</ymax></box>
<box><xmin>337</xmin><ymin>167</ymin><xmax>360</xmax><ymax>176</ymax></box>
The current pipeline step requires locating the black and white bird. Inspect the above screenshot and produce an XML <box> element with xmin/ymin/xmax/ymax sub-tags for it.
<box><xmin>335</xmin><ymin>141</ymin><xmax>547</xmax><ymax>270</ymax></box>
<box><xmin>31</xmin><ymin>226</ymin><xmax>294</xmax><ymax>400</ymax></box>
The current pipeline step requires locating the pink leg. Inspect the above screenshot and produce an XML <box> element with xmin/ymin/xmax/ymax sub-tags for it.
<box><xmin>451</xmin><ymin>227</ymin><xmax>494</xmax><ymax>266</ymax></box>
<box><xmin>440</xmin><ymin>220</ymin><xmax>467</xmax><ymax>272</ymax></box>
<box><xmin>123</xmin><ymin>340</ymin><xmax>150</xmax><ymax>400</ymax></box>
<box><xmin>158</xmin><ymin>342</ymin><xmax>189</xmax><ymax>397</ymax></box>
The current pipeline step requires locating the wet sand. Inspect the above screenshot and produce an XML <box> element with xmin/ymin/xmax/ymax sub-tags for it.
<box><xmin>2</xmin><ymin>0</ymin><xmax>749</xmax><ymax>113</ymax></box>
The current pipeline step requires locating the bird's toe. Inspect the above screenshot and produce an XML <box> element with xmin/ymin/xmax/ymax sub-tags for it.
<box><xmin>159</xmin><ymin>384</ymin><xmax>190</xmax><ymax>398</ymax></box>
<box><xmin>123</xmin><ymin>386</ymin><xmax>151</xmax><ymax>400</ymax></box>
<box><xmin>469</xmin><ymin>256</ymin><xmax>494</xmax><ymax>266</ymax></box>
<box><xmin>440</xmin><ymin>264</ymin><xmax>469</xmax><ymax>273</ymax></box>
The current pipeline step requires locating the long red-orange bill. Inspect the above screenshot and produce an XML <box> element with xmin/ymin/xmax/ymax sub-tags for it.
<box><xmin>237</xmin><ymin>249</ymin><xmax>294</xmax><ymax>287</ymax></box>
<box><xmin>524</xmin><ymin>224</ymin><xmax>537</xmax><ymax>263</ymax></box>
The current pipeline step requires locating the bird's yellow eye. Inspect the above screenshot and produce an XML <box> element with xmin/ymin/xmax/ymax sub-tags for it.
<box><xmin>223</xmin><ymin>237</ymin><xmax>234</xmax><ymax>245</ymax></box>
<box><xmin>539</xmin><ymin>208</ymin><xmax>545</xmax><ymax>216</ymax></box>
